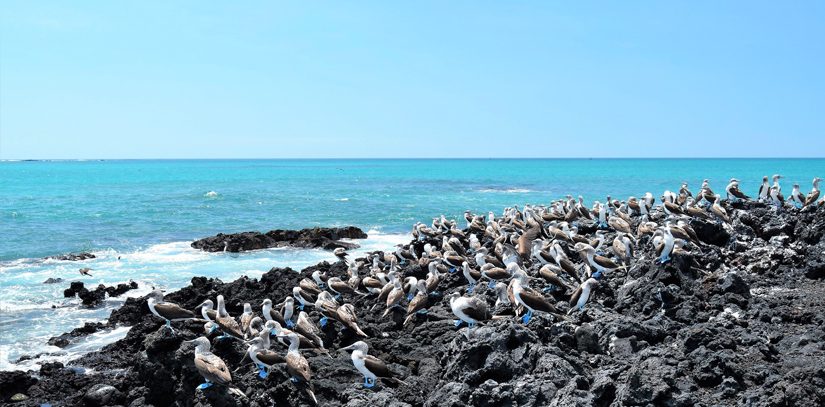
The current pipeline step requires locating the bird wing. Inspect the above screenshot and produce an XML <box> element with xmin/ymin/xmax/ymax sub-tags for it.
<box><xmin>216</xmin><ymin>315</ymin><xmax>245</xmax><ymax>339</ymax></box>
<box><xmin>731</xmin><ymin>187</ymin><xmax>749</xmax><ymax>199</ymax></box>
<box><xmin>195</xmin><ymin>354</ymin><xmax>232</xmax><ymax>385</ymax></box>
<box><xmin>297</xmin><ymin>289</ymin><xmax>316</xmax><ymax>303</ymax></box>
<box><xmin>558</xmin><ymin>258</ymin><xmax>581</xmax><ymax>283</ymax></box>
<box><xmin>463</xmin><ymin>298</ymin><xmax>490</xmax><ymax>321</ymax></box>
<box><xmin>539</xmin><ymin>270</ymin><xmax>568</xmax><ymax>290</ymax></box>
<box><xmin>256</xmin><ymin>349</ymin><xmax>286</xmax><ymax>365</ymax></box>
<box><xmin>612</xmin><ymin>240</ymin><xmax>626</xmax><ymax>260</ymax></box>
<box><xmin>364</xmin><ymin>355</ymin><xmax>393</xmax><ymax>378</ymax></box>
<box><xmin>406</xmin><ymin>295</ymin><xmax>427</xmax><ymax>314</ymax></box>
<box><xmin>337</xmin><ymin>303</ymin><xmax>358</xmax><ymax>323</ymax></box>
<box><xmin>664</xmin><ymin>202</ymin><xmax>684</xmax><ymax>215</ymax></box>
<box><xmin>806</xmin><ymin>190</ymin><xmax>820</xmax><ymax>207</ymax></box>
<box><xmin>386</xmin><ymin>288</ymin><xmax>405</xmax><ymax>308</ymax></box>
<box><xmin>153</xmin><ymin>303</ymin><xmax>195</xmax><ymax>320</ymax></box>
<box><xmin>331</xmin><ymin>281</ymin><xmax>355</xmax><ymax>294</ymax></box>
<box><xmin>269</xmin><ymin>309</ymin><xmax>286</xmax><ymax>325</ymax></box>
<box><xmin>519</xmin><ymin>287</ymin><xmax>559</xmax><ymax>314</ymax></box>
<box><xmin>569</xmin><ymin>285</ymin><xmax>583</xmax><ymax>308</ymax></box>
<box><xmin>240</xmin><ymin>314</ymin><xmax>253</xmax><ymax>332</ymax></box>
<box><xmin>286</xmin><ymin>353</ymin><xmax>312</xmax><ymax>386</ymax></box>
<box><xmin>518</xmin><ymin>227</ymin><xmax>542</xmax><ymax>256</ymax></box>
<box><xmin>594</xmin><ymin>255</ymin><xmax>621</xmax><ymax>269</ymax></box>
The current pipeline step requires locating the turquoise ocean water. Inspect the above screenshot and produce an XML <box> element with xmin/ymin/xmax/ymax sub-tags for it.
<box><xmin>1</xmin><ymin>158</ymin><xmax>824</xmax><ymax>370</ymax></box>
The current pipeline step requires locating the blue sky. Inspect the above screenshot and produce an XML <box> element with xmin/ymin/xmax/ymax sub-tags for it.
<box><xmin>1</xmin><ymin>2</ymin><xmax>823</xmax><ymax>159</ymax></box>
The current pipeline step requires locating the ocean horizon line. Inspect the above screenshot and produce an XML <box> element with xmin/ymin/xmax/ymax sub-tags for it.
<box><xmin>3</xmin><ymin>157</ymin><xmax>825</xmax><ymax>161</ymax></box>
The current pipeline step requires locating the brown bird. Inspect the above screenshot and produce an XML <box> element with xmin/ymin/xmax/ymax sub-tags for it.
<box><xmin>79</xmin><ymin>267</ymin><xmax>93</xmax><ymax>277</ymax></box>
<box><xmin>279</xmin><ymin>333</ymin><xmax>318</xmax><ymax>404</ymax></box>
<box><xmin>804</xmin><ymin>178</ymin><xmax>822</xmax><ymax>207</ymax></box>
<box><xmin>185</xmin><ymin>337</ymin><xmax>237</xmax><ymax>394</ymax></box>
<box><xmin>403</xmin><ymin>281</ymin><xmax>429</xmax><ymax>325</ymax></box>
<box><xmin>341</xmin><ymin>341</ymin><xmax>407</xmax><ymax>387</ymax></box>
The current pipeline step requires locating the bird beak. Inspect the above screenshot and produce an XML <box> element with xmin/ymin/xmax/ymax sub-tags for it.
<box><xmin>341</xmin><ymin>344</ymin><xmax>356</xmax><ymax>351</ymax></box>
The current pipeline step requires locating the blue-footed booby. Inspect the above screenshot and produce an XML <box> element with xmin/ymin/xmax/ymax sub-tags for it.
<box><xmin>239</xmin><ymin>303</ymin><xmax>254</xmax><ymax>335</ymax></box>
<box><xmin>789</xmin><ymin>184</ymin><xmax>805</xmax><ymax>208</ymax></box>
<box><xmin>184</xmin><ymin>337</ymin><xmax>245</xmax><ymax>397</ymax></box>
<box><xmin>328</xmin><ymin>276</ymin><xmax>362</xmax><ymax>299</ymax></box>
<box><xmin>382</xmin><ymin>278</ymin><xmax>405</xmax><ymax>317</ymax></box>
<box><xmin>511</xmin><ymin>269</ymin><xmax>565</xmax><ymax>324</ymax></box>
<box><xmin>462</xmin><ymin>262</ymin><xmax>482</xmax><ymax>291</ymax></box>
<box><xmin>711</xmin><ymin>195</ymin><xmax>730</xmax><ymax>222</ymax></box>
<box><xmin>278</xmin><ymin>333</ymin><xmax>318</xmax><ymax>404</ymax></box>
<box><xmin>333</xmin><ymin>247</ymin><xmax>348</xmax><ymax>264</ymax></box>
<box><xmin>805</xmin><ymin>178</ymin><xmax>822</xmax><ymax>208</ymax></box>
<box><xmin>262</xmin><ymin>298</ymin><xmax>290</xmax><ymax>327</ymax></box>
<box><xmin>726</xmin><ymin>179</ymin><xmax>749</xmax><ymax>201</ymax></box>
<box><xmin>758</xmin><ymin>176</ymin><xmax>770</xmax><ymax>201</ymax></box>
<box><xmin>573</xmin><ymin>243</ymin><xmax>625</xmax><ymax>277</ymax></box>
<box><xmin>341</xmin><ymin>341</ymin><xmax>406</xmax><ymax>387</ymax></box>
<box><xmin>568</xmin><ymin>278</ymin><xmax>599</xmax><ymax>314</ymax></box>
<box><xmin>147</xmin><ymin>290</ymin><xmax>194</xmax><ymax>333</ymax></box>
<box><xmin>447</xmin><ymin>292</ymin><xmax>491</xmax><ymax>328</ymax></box>
<box><xmin>312</xmin><ymin>269</ymin><xmax>328</xmax><ymax>287</ymax></box>
<box><xmin>293</xmin><ymin>286</ymin><xmax>316</xmax><ymax>310</ymax></box>
<box><xmin>215</xmin><ymin>295</ymin><xmax>244</xmax><ymax>340</ymax></box>
<box><xmin>246</xmin><ymin>336</ymin><xmax>286</xmax><ymax>378</ymax></box>
<box><xmin>481</xmin><ymin>263</ymin><xmax>511</xmax><ymax>288</ymax></box>
<box><xmin>403</xmin><ymin>280</ymin><xmax>429</xmax><ymax>325</ymax></box>
<box><xmin>337</xmin><ymin>303</ymin><xmax>368</xmax><ymax>336</ymax></box>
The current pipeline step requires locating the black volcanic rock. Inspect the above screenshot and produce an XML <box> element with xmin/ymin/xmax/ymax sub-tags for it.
<box><xmin>63</xmin><ymin>280</ymin><xmax>139</xmax><ymax>308</ymax></box>
<box><xmin>191</xmin><ymin>226</ymin><xmax>368</xmax><ymax>253</ymax></box>
<box><xmin>45</xmin><ymin>252</ymin><xmax>96</xmax><ymax>261</ymax></box>
<box><xmin>0</xmin><ymin>370</ymin><xmax>38</xmax><ymax>402</ymax></box>
<box><xmin>5</xmin><ymin>202</ymin><xmax>825</xmax><ymax>406</ymax></box>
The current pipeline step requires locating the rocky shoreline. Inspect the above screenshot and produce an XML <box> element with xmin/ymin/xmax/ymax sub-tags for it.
<box><xmin>191</xmin><ymin>227</ymin><xmax>368</xmax><ymax>253</ymax></box>
<box><xmin>2</xmin><ymin>201</ymin><xmax>824</xmax><ymax>406</ymax></box>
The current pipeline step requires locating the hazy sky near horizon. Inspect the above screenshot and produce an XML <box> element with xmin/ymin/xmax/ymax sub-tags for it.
<box><xmin>2</xmin><ymin>2</ymin><xmax>824</xmax><ymax>159</ymax></box>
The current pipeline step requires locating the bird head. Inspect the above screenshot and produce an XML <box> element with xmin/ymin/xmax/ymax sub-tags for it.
<box><xmin>341</xmin><ymin>341</ymin><xmax>369</xmax><ymax>353</ymax></box>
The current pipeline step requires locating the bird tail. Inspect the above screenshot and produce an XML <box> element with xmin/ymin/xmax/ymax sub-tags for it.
<box><xmin>382</xmin><ymin>308</ymin><xmax>392</xmax><ymax>318</ymax></box>
<box><xmin>354</xmin><ymin>325</ymin><xmax>369</xmax><ymax>337</ymax></box>
<box><xmin>227</xmin><ymin>386</ymin><xmax>247</xmax><ymax>398</ymax></box>
<box><xmin>403</xmin><ymin>314</ymin><xmax>415</xmax><ymax>325</ymax></box>
<box><xmin>306</xmin><ymin>388</ymin><xmax>318</xmax><ymax>404</ymax></box>
<box><xmin>387</xmin><ymin>377</ymin><xmax>409</xmax><ymax>386</ymax></box>
<box><xmin>312</xmin><ymin>348</ymin><xmax>333</xmax><ymax>358</ymax></box>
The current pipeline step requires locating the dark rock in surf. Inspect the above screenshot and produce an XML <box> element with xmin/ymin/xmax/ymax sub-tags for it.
<box><xmin>62</xmin><ymin>280</ymin><xmax>139</xmax><ymax>308</ymax></box>
<box><xmin>191</xmin><ymin>226</ymin><xmax>367</xmax><ymax>253</ymax></box>
<box><xmin>44</xmin><ymin>252</ymin><xmax>96</xmax><ymax>261</ymax></box>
